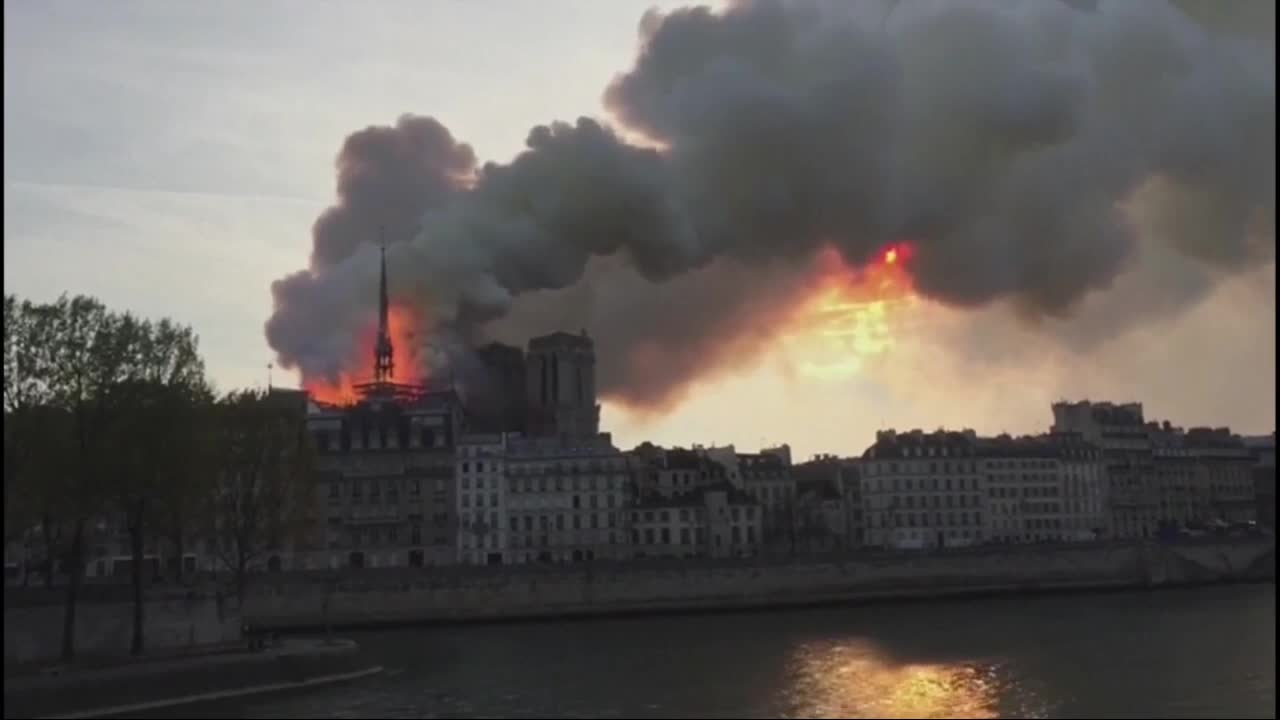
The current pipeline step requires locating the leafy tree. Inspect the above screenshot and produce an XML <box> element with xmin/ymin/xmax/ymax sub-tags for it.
<box><xmin>206</xmin><ymin>390</ymin><xmax>315</xmax><ymax>609</ymax></box>
<box><xmin>42</xmin><ymin>295</ymin><xmax>127</xmax><ymax>662</ymax></box>
<box><xmin>3</xmin><ymin>297</ymin><xmax>63</xmax><ymax>579</ymax></box>
<box><xmin>105</xmin><ymin>317</ymin><xmax>210</xmax><ymax>655</ymax></box>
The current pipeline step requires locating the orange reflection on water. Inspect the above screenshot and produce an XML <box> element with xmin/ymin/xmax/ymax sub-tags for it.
<box><xmin>782</xmin><ymin>641</ymin><xmax>1014</xmax><ymax>719</ymax></box>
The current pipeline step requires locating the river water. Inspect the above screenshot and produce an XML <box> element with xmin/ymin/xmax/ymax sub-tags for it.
<box><xmin>188</xmin><ymin>584</ymin><xmax>1274</xmax><ymax>719</ymax></box>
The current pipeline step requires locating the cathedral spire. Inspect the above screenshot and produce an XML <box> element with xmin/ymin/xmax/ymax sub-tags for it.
<box><xmin>374</xmin><ymin>230</ymin><xmax>394</xmax><ymax>382</ymax></box>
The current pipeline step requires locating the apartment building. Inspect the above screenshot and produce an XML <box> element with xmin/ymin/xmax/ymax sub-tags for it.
<box><xmin>456</xmin><ymin>433</ymin><xmax>514</xmax><ymax>565</ymax></box>
<box><xmin>630</xmin><ymin>482</ymin><xmax>763</xmax><ymax>560</ymax></box>
<box><xmin>792</xmin><ymin>456</ymin><xmax>853</xmax><ymax>552</ymax></box>
<box><xmin>1053</xmin><ymin>400</ymin><xmax>1157</xmax><ymax>539</ymax></box>
<box><xmin>737</xmin><ymin>451</ymin><xmax>797</xmax><ymax>549</ymax></box>
<box><xmin>1244</xmin><ymin>434</ymin><xmax>1276</xmax><ymax>528</ymax></box>
<box><xmin>504</xmin><ymin>433</ymin><xmax>630</xmax><ymax>564</ymax></box>
<box><xmin>634</xmin><ymin>447</ymin><xmax>725</xmax><ymax>498</ymax></box>
<box><xmin>860</xmin><ymin>429</ymin><xmax>985</xmax><ymax>550</ymax></box>
<box><xmin>308</xmin><ymin>388</ymin><xmax>460</xmax><ymax>569</ymax></box>
<box><xmin>978</xmin><ymin>434</ymin><xmax>1105</xmax><ymax>544</ymax></box>
<box><xmin>1185</xmin><ymin>427</ymin><xmax>1257</xmax><ymax>525</ymax></box>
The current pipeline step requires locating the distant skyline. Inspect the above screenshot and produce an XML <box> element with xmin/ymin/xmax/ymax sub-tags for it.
<box><xmin>5</xmin><ymin>1</ymin><xmax>1275</xmax><ymax>459</ymax></box>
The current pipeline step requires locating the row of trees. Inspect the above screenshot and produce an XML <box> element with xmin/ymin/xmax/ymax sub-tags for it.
<box><xmin>3</xmin><ymin>294</ymin><xmax>315</xmax><ymax>662</ymax></box>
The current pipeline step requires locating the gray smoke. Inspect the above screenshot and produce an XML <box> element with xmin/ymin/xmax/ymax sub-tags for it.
<box><xmin>266</xmin><ymin>0</ymin><xmax>1275</xmax><ymax>410</ymax></box>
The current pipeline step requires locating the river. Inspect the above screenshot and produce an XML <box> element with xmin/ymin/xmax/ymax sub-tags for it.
<box><xmin>184</xmin><ymin>584</ymin><xmax>1274</xmax><ymax>719</ymax></box>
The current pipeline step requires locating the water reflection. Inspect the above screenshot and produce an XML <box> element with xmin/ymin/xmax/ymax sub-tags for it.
<box><xmin>782</xmin><ymin>640</ymin><xmax>1031</xmax><ymax>719</ymax></box>
<box><xmin>165</xmin><ymin>585</ymin><xmax>1271</xmax><ymax>719</ymax></box>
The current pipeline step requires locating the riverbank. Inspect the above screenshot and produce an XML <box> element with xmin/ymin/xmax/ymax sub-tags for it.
<box><xmin>245</xmin><ymin>539</ymin><xmax>1275</xmax><ymax>632</ymax></box>
<box><xmin>189</xmin><ymin>584</ymin><xmax>1279</xmax><ymax>719</ymax></box>
<box><xmin>2</xmin><ymin>638</ymin><xmax>381</xmax><ymax>719</ymax></box>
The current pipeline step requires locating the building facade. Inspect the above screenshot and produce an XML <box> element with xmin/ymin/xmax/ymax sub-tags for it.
<box><xmin>737</xmin><ymin>452</ymin><xmax>796</xmax><ymax>551</ymax></box>
<box><xmin>504</xmin><ymin>433</ymin><xmax>630</xmax><ymax>564</ymax></box>
<box><xmin>1052</xmin><ymin>401</ymin><xmax>1157</xmax><ymax>539</ymax></box>
<box><xmin>307</xmin><ymin>388</ymin><xmax>460</xmax><ymax>569</ymax></box>
<box><xmin>792</xmin><ymin>456</ymin><xmax>852</xmax><ymax>552</ymax></box>
<box><xmin>1245</xmin><ymin>434</ymin><xmax>1276</xmax><ymax>529</ymax></box>
<box><xmin>456</xmin><ymin>433</ymin><xmax>513</xmax><ymax>565</ymax></box>
<box><xmin>1184</xmin><ymin>427</ymin><xmax>1257</xmax><ymax>525</ymax></box>
<box><xmin>630</xmin><ymin>483</ymin><xmax>763</xmax><ymax>560</ymax></box>
<box><xmin>466</xmin><ymin>342</ymin><xmax>528</xmax><ymax>434</ymax></box>
<box><xmin>977</xmin><ymin>434</ymin><xmax>1105</xmax><ymax>544</ymax></box>
<box><xmin>525</xmin><ymin>331</ymin><xmax>600</xmax><ymax>441</ymax></box>
<box><xmin>860</xmin><ymin>430</ymin><xmax>986</xmax><ymax>550</ymax></box>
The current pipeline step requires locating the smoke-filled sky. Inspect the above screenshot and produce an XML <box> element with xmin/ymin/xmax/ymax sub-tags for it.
<box><xmin>5</xmin><ymin>0</ymin><xmax>1275</xmax><ymax>458</ymax></box>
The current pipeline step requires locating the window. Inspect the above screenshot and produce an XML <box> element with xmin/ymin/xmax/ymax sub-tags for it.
<box><xmin>462</xmin><ymin>462</ymin><xmax>470</xmax><ymax>473</ymax></box>
<box><xmin>661</xmin><ymin>528</ymin><xmax>671</xmax><ymax>544</ymax></box>
<box><xmin>410</xmin><ymin>479</ymin><xmax>420</xmax><ymax>496</ymax></box>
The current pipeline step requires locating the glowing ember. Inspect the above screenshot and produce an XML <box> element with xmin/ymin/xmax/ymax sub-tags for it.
<box><xmin>303</xmin><ymin>304</ymin><xmax>427</xmax><ymax>405</ymax></box>
<box><xmin>787</xmin><ymin>243</ymin><xmax>918</xmax><ymax>380</ymax></box>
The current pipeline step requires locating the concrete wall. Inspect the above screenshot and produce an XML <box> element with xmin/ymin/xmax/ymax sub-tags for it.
<box><xmin>4</xmin><ymin>591</ymin><xmax>241</xmax><ymax>665</ymax></box>
<box><xmin>245</xmin><ymin>539</ymin><xmax>1275</xmax><ymax>631</ymax></box>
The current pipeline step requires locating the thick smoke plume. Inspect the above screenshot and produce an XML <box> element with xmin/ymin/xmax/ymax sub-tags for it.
<box><xmin>266</xmin><ymin>0</ymin><xmax>1275</xmax><ymax>411</ymax></box>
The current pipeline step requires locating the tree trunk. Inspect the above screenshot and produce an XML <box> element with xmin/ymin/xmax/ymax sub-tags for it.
<box><xmin>235</xmin><ymin>552</ymin><xmax>248</xmax><ymax>612</ymax></box>
<box><xmin>322</xmin><ymin>580</ymin><xmax>334</xmax><ymax>645</ymax></box>
<box><xmin>174</xmin><ymin>525</ymin><xmax>186</xmax><ymax>585</ymax></box>
<box><xmin>59</xmin><ymin>519</ymin><xmax>85</xmax><ymax>663</ymax></box>
<box><xmin>129</xmin><ymin>513</ymin><xmax>146</xmax><ymax>656</ymax></box>
<box><xmin>42</xmin><ymin>512</ymin><xmax>55</xmax><ymax>590</ymax></box>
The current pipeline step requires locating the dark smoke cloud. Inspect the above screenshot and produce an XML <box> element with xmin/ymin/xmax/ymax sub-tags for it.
<box><xmin>267</xmin><ymin>0</ymin><xmax>1275</xmax><ymax>407</ymax></box>
<box><xmin>488</xmin><ymin>254</ymin><xmax>822</xmax><ymax>412</ymax></box>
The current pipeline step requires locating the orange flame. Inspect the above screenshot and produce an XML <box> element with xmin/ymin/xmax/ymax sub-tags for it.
<box><xmin>303</xmin><ymin>304</ymin><xmax>428</xmax><ymax>405</ymax></box>
<box><xmin>786</xmin><ymin>243</ymin><xmax>918</xmax><ymax>380</ymax></box>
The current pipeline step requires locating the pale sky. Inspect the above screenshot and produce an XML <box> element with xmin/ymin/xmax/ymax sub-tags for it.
<box><xmin>5</xmin><ymin>1</ymin><xmax>1275</xmax><ymax>460</ymax></box>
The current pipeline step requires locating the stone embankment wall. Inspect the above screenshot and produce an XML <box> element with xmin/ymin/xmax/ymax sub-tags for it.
<box><xmin>4</xmin><ymin>588</ymin><xmax>241</xmax><ymax>665</ymax></box>
<box><xmin>244</xmin><ymin>539</ymin><xmax>1275</xmax><ymax>631</ymax></box>
<box><xmin>3</xmin><ymin>639</ymin><xmax>374</xmax><ymax>720</ymax></box>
